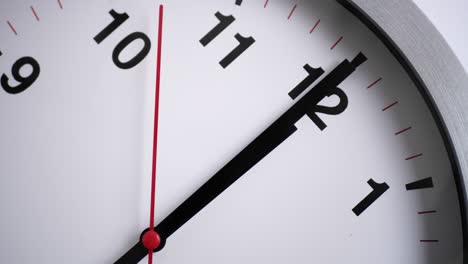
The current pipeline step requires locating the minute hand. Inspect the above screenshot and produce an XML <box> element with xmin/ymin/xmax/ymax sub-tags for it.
<box><xmin>157</xmin><ymin>52</ymin><xmax>367</xmax><ymax>241</ymax></box>
<box><xmin>115</xmin><ymin>52</ymin><xmax>366</xmax><ymax>263</ymax></box>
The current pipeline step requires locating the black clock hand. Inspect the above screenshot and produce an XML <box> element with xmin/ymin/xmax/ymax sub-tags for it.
<box><xmin>115</xmin><ymin>52</ymin><xmax>367</xmax><ymax>264</ymax></box>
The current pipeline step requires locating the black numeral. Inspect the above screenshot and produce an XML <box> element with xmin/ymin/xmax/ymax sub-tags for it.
<box><xmin>289</xmin><ymin>64</ymin><xmax>348</xmax><ymax>131</ymax></box>
<box><xmin>306</xmin><ymin>87</ymin><xmax>348</xmax><ymax>130</ymax></box>
<box><xmin>353</xmin><ymin>179</ymin><xmax>389</xmax><ymax>216</ymax></box>
<box><xmin>95</xmin><ymin>10</ymin><xmax>151</xmax><ymax>70</ymax></box>
<box><xmin>289</xmin><ymin>65</ymin><xmax>324</xmax><ymax>100</ymax></box>
<box><xmin>112</xmin><ymin>32</ymin><xmax>151</xmax><ymax>70</ymax></box>
<box><xmin>200</xmin><ymin>12</ymin><xmax>235</xmax><ymax>46</ymax></box>
<box><xmin>200</xmin><ymin>12</ymin><xmax>255</xmax><ymax>68</ymax></box>
<box><xmin>1</xmin><ymin>56</ymin><xmax>41</xmax><ymax>94</ymax></box>
<box><xmin>289</xmin><ymin>53</ymin><xmax>367</xmax><ymax>130</ymax></box>
<box><xmin>94</xmin><ymin>10</ymin><xmax>129</xmax><ymax>44</ymax></box>
<box><xmin>220</xmin><ymin>34</ymin><xmax>255</xmax><ymax>68</ymax></box>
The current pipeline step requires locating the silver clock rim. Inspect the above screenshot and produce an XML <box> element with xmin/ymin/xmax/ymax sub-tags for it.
<box><xmin>339</xmin><ymin>0</ymin><xmax>468</xmax><ymax>259</ymax></box>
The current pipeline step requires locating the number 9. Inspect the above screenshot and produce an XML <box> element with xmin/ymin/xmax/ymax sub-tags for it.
<box><xmin>1</xmin><ymin>56</ymin><xmax>41</xmax><ymax>94</ymax></box>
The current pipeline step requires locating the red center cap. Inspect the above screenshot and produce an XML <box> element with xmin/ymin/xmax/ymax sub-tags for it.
<box><xmin>142</xmin><ymin>230</ymin><xmax>161</xmax><ymax>251</ymax></box>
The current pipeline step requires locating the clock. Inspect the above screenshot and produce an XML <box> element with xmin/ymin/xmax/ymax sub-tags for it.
<box><xmin>0</xmin><ymin>0</ymin><xmax>466</xmax><ymax>263</ymax></box>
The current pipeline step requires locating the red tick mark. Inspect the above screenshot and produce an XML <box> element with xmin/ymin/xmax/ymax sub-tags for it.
<box><xmin>31</xmin><ymin>6</ymin><xmax>40</xmax><ymax>22</ymax></box>
<box><xmin>382</xmin><ymin>101</ymin><xmax>398</xmax><ymax>111</ymax></box>
<box><xmin>57</xmin><ymin>0</ymin><xmax>64</xmax><ymax>10</ymax></box>
<box><xmin>395</xmin><ymin>127</ymin><xmax>412</xmax><ymax>136</ymax></box>
<box><xmin>264</xmin><ymin>0</ymin><xmax>270</xmax><ymax>8</ymax></box>
<box><xmin>331</xmin><ymin>36</ymin><xmax>343</xmax><ymax>50</ymax></box>
<box><xmin>309</xmin><ymin>19</ymin><xmax>321</xmax><ymax>33</ymax></box>
<box><xmin>367</xmin><ymin>77</ymin><xmax>382</xmax><ymax>89</ymax></box>
<box><xmin>7</xmin><ymin>21</ymin><xmax>17</xmax><ymax>35</ymax></box>
<box><xmin>418</xmin><ymin>210</ymin><xmax>437</xmax><ymax>215</ymax></box>
<box><xmin>420</xmin><ymin>240</ymin><xmax>439</xmax><ymax>243</ymax></box>
<box><xmin>406</xmin><ymin>154</ymin><xmax>423</xmax><ymax>161</ymax></box>
<box><xmin>288</xmin><ymin>4</ymin><xmax>297</xmax><ymax>20</ymax></box>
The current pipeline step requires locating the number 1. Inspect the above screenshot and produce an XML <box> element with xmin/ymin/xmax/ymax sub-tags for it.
<box><xmin>94</xmin><ymin>10</ymin><xmax>129</xmax><ymax>44</ymax></box>
<box><xmin>200</xmin><ymin>12</ymin><xmax>235</xmax><ymax>46</ymax></box>
<box><xmin>220</xmin><ymin>34</ymin><xmax>255</xmax><ymax>68</ymax></box>
<box><xmin>200</xmin><ymin>12</ymin><xmax>256</xmax><ymax>68</ymax></box>
<box><xmin>353</xmin><ymin>179</ymin><xmax>389</xmax><ymax>216</ymax></box>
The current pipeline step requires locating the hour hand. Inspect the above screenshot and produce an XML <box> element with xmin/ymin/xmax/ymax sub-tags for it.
<box><xmin>115</xmin><ymin>241</ymin><xmax>147</xmax><ymax>264</ymax></box>
<box><xmin>114</xmin><ymin>52</ymin><xmax>366</xmax><ymax>264</ymax></box>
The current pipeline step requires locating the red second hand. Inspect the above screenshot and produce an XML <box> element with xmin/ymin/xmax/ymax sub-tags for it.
<box><xmin>142</xmin><ymin>4</ymin><xmax>164</xmax><ymax>264</ymax></box>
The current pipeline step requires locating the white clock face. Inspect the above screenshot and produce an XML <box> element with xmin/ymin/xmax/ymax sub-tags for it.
<box><xmin>0</xmin><ymin>0</ymin><xmax>464</xmax><ymax>263</ymax></box>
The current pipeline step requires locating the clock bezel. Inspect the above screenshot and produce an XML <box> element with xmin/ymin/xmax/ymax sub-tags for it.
<box><xmin>338</xmin><ymin>0</ymin><xmax>468</xmax><ymax>260</ymax></box>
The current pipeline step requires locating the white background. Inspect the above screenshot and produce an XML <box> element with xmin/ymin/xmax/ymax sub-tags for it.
<box><xmin>413</xmin><ymin>0</ymin><xmax>468</xmax><ymax>71</ymax></box>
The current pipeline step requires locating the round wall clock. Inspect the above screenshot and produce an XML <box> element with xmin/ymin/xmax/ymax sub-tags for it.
<box><xmin>0</xmin><ymin>0</ymin><xmax>466</xmax><ymax>263</ymax></box>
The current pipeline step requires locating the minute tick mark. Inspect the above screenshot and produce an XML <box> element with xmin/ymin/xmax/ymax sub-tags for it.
<box><xmin>367</xmin><ymin>77</ymin><xmax>382</xmax><ymax>89</ymax></box>
<box><xmin>418</xmin><ymin>210</ymin><xmax>437</xmax><ymax>215</ymax></box>
<box><xmin>420</xmin><ymin>240</ymin><xmax>439</xmax><ymax>243</ymax></box>
<box><xmin>287</xmin><ymin>4</ymin><xmax>297</xmax><ymax>20</ymax></box>
<box><xmin>382</xmin><ymin>101</ymin><xmax>398</xmax><ymax>111</ymax></box>
<box><xmin>57</xmin><ymin>0</ymin><xmax>64</xmax><ymax>10</ymax></box>
<box><xmin>331</xmin><ymin>36</ymin><xmax>343</xmax><ymax>50</ymax></box>
<box><xmin>395</xmin><ymin>127</ymin><xmax>412</xmax><ymax>136</ymax></box>
<box><xmin>406</xmin><ymin>153</ymin><xmax>423</xmax><ymax>161</ymax></box>
<box><xmin>309</xmin><ymin>19</ymin><xmax>321</xmax><ymax>34</ymax></box>
<box><xmin>7</xmin><ymin>21</ymin><xmax>17</xmax><ymax>35</ymax></box>
<box><xmin>31</xmin><ymin>6</ymin><xmax>40</xmax><ymax>22</ymax></box>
